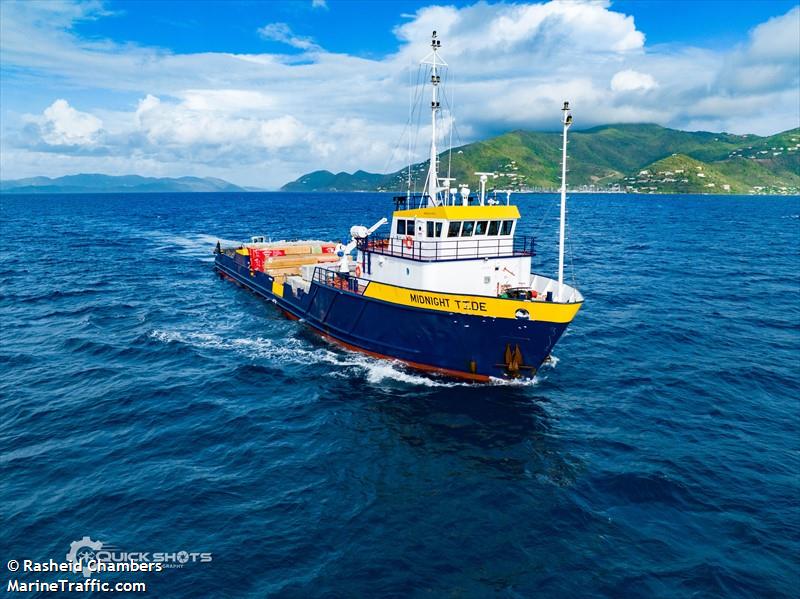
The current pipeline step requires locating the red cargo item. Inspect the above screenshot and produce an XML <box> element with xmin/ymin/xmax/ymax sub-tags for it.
<box><xmin>249</xmin><ymin>248</ymin><xmax>266</xmax><ymax>271</ymax></box>
<box><xmin>265</xmin><ymin>249</ymin><xmax>287</xmax><ymax>257</ymax></box>
<box><xmin>321</xmin><ymin>244</ymin><xmax>336</xmax><ymax>254</ymax></box>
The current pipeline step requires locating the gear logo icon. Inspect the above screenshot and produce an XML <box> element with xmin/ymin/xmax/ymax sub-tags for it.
<box><xmin>66</xmin><ymin>536</ymin><xmax>103</xmax><ymax>578</ymax></box>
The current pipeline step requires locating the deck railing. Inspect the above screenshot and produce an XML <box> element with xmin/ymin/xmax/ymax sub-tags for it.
<box><xmin>312</xmin><ymin>267</ymin><xmax>368</xmax><ymax>295</ymax></box>
<box><xmin>392</xmin><ymin>194</ymin><xmax>480</xmax><ymax>211</ymax></box>
<box><xmin>357</xmin><ymin>235</ymin><xmax>535</xmax><ymax>262</ymax></box>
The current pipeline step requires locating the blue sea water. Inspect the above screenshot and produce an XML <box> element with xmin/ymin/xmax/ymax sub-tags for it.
<box><xmin>1</xmin><ymin>192</ymin><xmax>798</xmax><ymax>598</ymax></box>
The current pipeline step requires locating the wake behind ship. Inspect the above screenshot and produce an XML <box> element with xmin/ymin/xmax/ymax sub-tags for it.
<box><xmin>214</xmin><ymin>32</ymin><xmax>583</xmax><ymax>382</ymax></box>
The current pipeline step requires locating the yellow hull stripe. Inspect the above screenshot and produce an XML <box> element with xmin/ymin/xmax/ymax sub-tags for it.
<box><xmin>272</xmin><ymin>280</ymin><xmax>284</xmax><ymax>297</ymax></box>
<box><xmin>393</xmin><ymin>205</ymin><xmax>521</xmax><ymax>220</ymax></box>
<box><xmin>362</xmin><ymin>281</ymin><xmax>581</xmax><ymax>323</ymax></box>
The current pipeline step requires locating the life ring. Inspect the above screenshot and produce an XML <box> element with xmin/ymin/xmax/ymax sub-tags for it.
<box><xmin>403</xmin><ymin>235</ymin><xmax>414</xmax><ymax>249</ymax></box>
<box><xmin>354</xmin><ymin>265</ymin><xmax>362</xmax><ymax>278</ymax></box>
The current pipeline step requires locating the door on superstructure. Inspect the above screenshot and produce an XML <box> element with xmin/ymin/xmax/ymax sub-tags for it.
<box><xmin>416</xmin><ymin>220</ymin><xmax>427</xmax><ymax>259</ymax></box>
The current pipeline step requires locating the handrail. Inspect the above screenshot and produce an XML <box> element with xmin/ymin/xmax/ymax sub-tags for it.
<box><xmin>312</xmin><ymin>266</ymin><xmax>368</xmax><ymax>295</ymax></box>
<box><xmin>358</xmin><ymin>234</ymin><xmax>534</xmax><ymax>262</ymax></box>
<box><xmin>393</xmin><ymin>194</ymin><xmax>482</xmax><ymax>211</ymax></box>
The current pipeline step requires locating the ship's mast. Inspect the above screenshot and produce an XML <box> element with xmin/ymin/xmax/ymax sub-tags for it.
<box><xmin>421</xmin><ymin>31</ymin><xmax>446</xmax><ymax>207</ymax></box>
<box><xmin>558</xmin><ymin>101</ymin><xmax>573</xmax><ymax>297</ymax></box>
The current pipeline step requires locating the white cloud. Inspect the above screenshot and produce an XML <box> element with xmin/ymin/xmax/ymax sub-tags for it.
<box><xmin>257</xmin><ymin>22</ymin><xmax>320</xmax><ymax>51</ymax></box>
<box><xmin>39</xmin><ymin>99</ymin><xmax>103</xmax><ymax>145</ymax></box>
<box><xmin>716</xmin><ymin>6</ymin><xmax>800</xmax><ymax>94</ymax></box>
<box><xmin>393</xmin><ymin>0</ymin><xmax>644</xmax><ymax>66</ymax></box>
<box><xmin>610</xmin><ymin>69</ymin><xmax>658</xmax><ymax>92</ymax></box>
<box><xmin>1</xmin><ymin>1</ymin><xmax>798</xmax><ymax>187</ymax></box>
<box><xmin>747</xmin><ymin>5</ymin><xmax>800</xmax><ymax>61</ymax></box>
<box><xmin>181</xmin><ymin>89</ymin><xmax>276</xmax><ymax>112</ymax></box>
<box><xmin>311</xmin><ymin>0</ymin><xmax>328</xmax><ymax>9</ymax></box>
<box><xmin>134</xmin><ymin>93</ymin><xmax>314</xmax><ymax>150</ymax></box>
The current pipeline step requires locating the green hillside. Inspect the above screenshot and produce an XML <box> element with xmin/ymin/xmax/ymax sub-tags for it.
<box><xmin>282</xmin><ymin>124</ymin><xmax>800</xmax><ymax>194</ymax></box>
<box><xmin>624</xmin><ymin>128</ymin><xmax>800</xmax><ymax>194</ymax></box>
<box><xmin>623</xmin><ymin>154</ymin><xmax>746</xmax><ymax>194</ymax></box>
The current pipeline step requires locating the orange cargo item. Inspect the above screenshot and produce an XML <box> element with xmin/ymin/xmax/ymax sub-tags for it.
<box><xmin>283</xmin><ymin>245</ymin><xmax>311</xmax><ymax>255</ymax></box>
<box><xmin>265</xmin><ymin>254</ymin><xmax>338</xmax><ymax>268</ymax></box>
<box><xmin>262</xmin><ymin>242</ymin><xmax>337</xmax><ymax>257</ymax></box>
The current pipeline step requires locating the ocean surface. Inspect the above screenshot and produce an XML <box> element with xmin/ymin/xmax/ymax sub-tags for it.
<box><xmin>1</xmin><ymin>192</ymin><xmax>798</xmax><ymax>598</ymax></box>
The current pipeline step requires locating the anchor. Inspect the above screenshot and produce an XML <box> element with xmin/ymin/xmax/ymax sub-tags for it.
<box><xmin>497</xmin><ymin>343</ymin><xmax>537</xmax><ymax>378</ymax></box>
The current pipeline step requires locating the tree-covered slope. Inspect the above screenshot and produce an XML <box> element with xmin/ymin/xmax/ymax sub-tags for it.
<box><xmin>282</xmin><ymin>124</ymin><xmax>800</xmax><ymax>194</ymax></box>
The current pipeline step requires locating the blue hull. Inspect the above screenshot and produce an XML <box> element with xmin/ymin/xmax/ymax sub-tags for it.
<box><xmin>215</xmin><ymin>253</ymin><xmax>568</xmax><ymax>380</ymax></box>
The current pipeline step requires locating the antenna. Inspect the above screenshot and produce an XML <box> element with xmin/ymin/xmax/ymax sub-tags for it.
<box><xmin>439</xmin><ymin>177</ymin><xmax>456</xmax><ymax>204</ymax></box>
<box><xmin>474</xmin><ymin>172</ymin><xmax>494</xmax><ymax>205</ymax></box>
<box><xmin>558</xmin><ymin>101</ymin><xmax>573</xmax><ymax>299</ymax></box>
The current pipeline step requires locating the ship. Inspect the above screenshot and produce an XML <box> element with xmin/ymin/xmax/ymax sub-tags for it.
<box><xmin>214</xmin><ymin>32</ymin><xmax>583</xmax><ymax>382</ymax></box>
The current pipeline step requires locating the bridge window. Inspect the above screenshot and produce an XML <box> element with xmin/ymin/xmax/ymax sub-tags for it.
<box><xmin>475</xmin><ymin>221</ymin><xmax>488</xmax><ymax>235</ymax></box>
<box><xmin>426</xmin><ymin>221</ymin><xmax>444</xmax><ymax>237</ymax></box>
<box><xmin>396</xmin><ymin>219</ymin><xmax>415</xmax><ymax>235</ymax></box>
<box><xmin>461</xmin><ymin>221</ymin><xmax>475</xmax><ymax>237</ymax></box>
<box><xmin>487</xmin><ymin>221</ymin><xmax>500</xmax><ymax>235</ymax></box>
<box><xmin>447</xmin><ymin>221</ymin><xmax>461</xmax><ymax>237</ymax></box>
<box><xmin>501</xmin><ymin>220</ymin><xmax>514</xmax><ymax>235</ymax></box>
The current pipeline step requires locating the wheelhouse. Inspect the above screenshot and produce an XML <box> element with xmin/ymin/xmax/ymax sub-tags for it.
<box><xmin>361</xmin><ymin>204</ymin><xmax>529</xmax><ymax>262</ymax></box>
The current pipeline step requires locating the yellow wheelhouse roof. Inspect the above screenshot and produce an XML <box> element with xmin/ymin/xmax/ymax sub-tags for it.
<box><xmin>392</xmin><ymin>205</ymin><xmax>521</xmax><ymax>220</ymax></box>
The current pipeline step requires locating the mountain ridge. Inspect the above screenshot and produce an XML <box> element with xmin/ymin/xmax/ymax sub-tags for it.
<box><xmin>281</xmin><ymin>124</ymin><xmax>800</xmax><ymax>194</ymax></box>
<box><xmin>0</xmin><ymin>174</ymin><xmax>249</xmax><ymax>194</ymax></box>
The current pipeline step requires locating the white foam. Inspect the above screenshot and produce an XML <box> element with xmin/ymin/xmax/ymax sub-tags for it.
<box><xmin>543</xmin><ymin>354</ymin><xmax>560</xmax><ymax>368</ymax></box>
<box><xmin>149</xmin><ymin>328</ymin><xmax>539</xmax><ymax>387</ymax></box>
<box><xmin>140</xmin><ymin>230</ymin><xmax>238</xmax><ymax>258</ymax></box>
<box><xmin>149</xmin><ymin>329</ymin><xmax>325</xmax><ymax>364</ymax></box>
<box><xmin>487</xmin><ymin>375</ymin><xmax>542</xmax><ymax>386</ymax></box>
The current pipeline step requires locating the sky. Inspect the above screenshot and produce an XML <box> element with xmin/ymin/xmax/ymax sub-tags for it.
<box><xmin>0</xmin><ymin>0</ymin><xmax>798</xmax><ymax>188</ymax></box>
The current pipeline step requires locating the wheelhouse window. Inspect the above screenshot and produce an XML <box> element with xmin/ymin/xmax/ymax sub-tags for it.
<box><xmin>426</xmin><ymin>221</ymin><xmax>444</xmax><ymax>238</ymax></box>
<box><xmin>501</xmin><ymin>220</ymin><xmax>514</xmax><ymax>235</ymax></box>
<box><xmin>396</xmin><ymin>219</ymin><xmax>415</xmax><ymax>235</ymax></box>
<box><xmin>461</xmin><ymin>221</ymin><xmax>475</xmax><ymax>237</ymax></box>
<box><xmin>447</xmin><ymin>221</ymin><xmax>461</xmax><ymax>237</ymax></box>
<box><xmin>487</xmin><ymin>221</ymin><xmax>500</xmax><ymax>235</ymax></box>
<box><xmin>475</xmin><ymin>221</ymin><xmax>488</xmax><ymax>235</ymax></box>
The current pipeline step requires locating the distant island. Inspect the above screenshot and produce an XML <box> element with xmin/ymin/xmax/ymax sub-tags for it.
<box><xmin>3</xmin><ymin>125</ymin><xmax>797</xmax><ymax>196</ymax></box>
<box><xmin>0</xmin><ymin>174</ymin><xmax>250</xmax><ymax>194</ymax></box>
<box><xmin>282</xmin><ymin>124</ymin><xmax>800</xmax><ymax>195</ymax></box>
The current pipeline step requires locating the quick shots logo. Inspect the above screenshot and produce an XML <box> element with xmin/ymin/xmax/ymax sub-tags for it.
<box><xmin>95</xmin><ymin>549</ymin><xmax>213</xmax><ymax>568</ymax></box>
<box><xmin>65</xmin><ymin>536</ymin><xmax>212</xmax><ymax>578</ymax></box>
